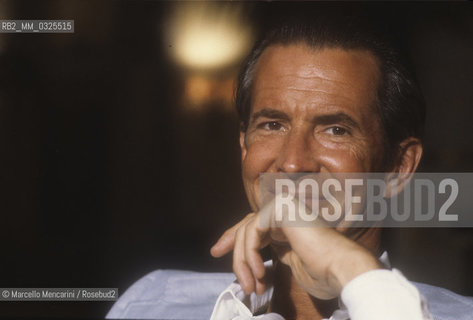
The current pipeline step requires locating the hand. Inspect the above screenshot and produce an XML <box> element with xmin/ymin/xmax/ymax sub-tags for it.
<box><xmin>210</xmin><ymin>202</ymin><xmax>382</xmax><ymax>299</ymax></box>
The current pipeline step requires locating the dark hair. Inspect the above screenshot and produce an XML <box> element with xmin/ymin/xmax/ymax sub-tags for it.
<box><xmin>235</xmin><ymin>9</ymin><xmax>425</xmax><ymax>164</ymax></box>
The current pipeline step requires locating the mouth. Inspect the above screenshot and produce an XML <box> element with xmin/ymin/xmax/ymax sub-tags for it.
<box><xmin>296</xmin><ymin>193</ymin><xmax>327</xmax><ymax>210</ymax></box>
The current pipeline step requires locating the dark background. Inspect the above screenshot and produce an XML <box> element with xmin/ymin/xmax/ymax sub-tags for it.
<box><xmin>0</xmin><ymin>1</ymin><xmax>472</xmax><ymax>318</ymax></box>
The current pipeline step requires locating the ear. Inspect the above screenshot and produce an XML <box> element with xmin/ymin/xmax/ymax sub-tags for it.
<box><xmin>385</xmin><ymin>137</ymin><xmax>423</xmax><ymax>197</ymax></box>
<box><xmin>395</xmin><ymin>137</ymin><xmax>423</xmax><ymax>175</ymax></box>
<box><xmin>240</xmin><ymin>124</ymin><xmax>247</xmax><ymax>162</ymax></box>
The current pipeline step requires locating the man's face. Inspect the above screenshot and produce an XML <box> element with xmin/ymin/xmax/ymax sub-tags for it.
<box><xmin>240</xmin><ymin>44</ymin><xmax>386</xmax><ymax>211</ymax></box>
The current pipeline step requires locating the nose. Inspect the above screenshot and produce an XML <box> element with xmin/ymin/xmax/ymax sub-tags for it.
<box><xmin>276</xmin><ymin>128</ymin><xmax>320</xmax><ymax>173</ymax></box>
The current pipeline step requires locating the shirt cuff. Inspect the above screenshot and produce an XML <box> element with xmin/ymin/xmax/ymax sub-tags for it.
<box><xmin>341</xmin><ymin>268</ymin><xmax>431</xmax><ymax>320</ymax></box>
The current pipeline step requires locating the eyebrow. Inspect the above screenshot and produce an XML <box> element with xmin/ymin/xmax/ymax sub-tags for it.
<box><xmin>250</xmin><ymin>108</ymin><xmax>290</xmax><ymax>123</ymax></box>
<box><xmin>313</xmin><ymin>113</ymin><xmax>361</xmax><ymax>130</ymax></box>
<box><xmin>250</xmin><ymin>108</ymin><xmax>361</xmax><ymax>130</ymax></box>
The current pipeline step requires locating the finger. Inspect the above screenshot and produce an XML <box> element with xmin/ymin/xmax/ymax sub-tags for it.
<box><xmin>210</xmin><ymin>228</ymin><xmax>236</xmax><ymax>258</ymax></box>
<box><xmin>210</xmin><ymin>213</ymin><xmax>255</xmax><ymax>257</ymax></box>
<box><xmin>233</xmin><ymin>222</ymin><xmax>255</xmax><ymax>294</ymax></box>
<box><xmin>255</xmin><ymin>277</ymin><xmax>266</xmax><ymax>296</ymax></box>
<box><xmin>244</xmin><ymin>217</ymin><xmax>269</xmax><ymax>295</ymax></box>
<box><xmin>244</xmin><ymin>216</ymin><xmax>268</xmax><ymax>281</ymax></box>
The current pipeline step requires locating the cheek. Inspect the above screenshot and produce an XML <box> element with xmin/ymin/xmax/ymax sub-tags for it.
<box><xmin>242</xmin><ymin>138</ymin><xmax>283</xmax><ymax>210</ymax></box>
<box><xmin>318</xmin><ymin>144</ymin><xmax>373</xmax><ymax>172</ymax></box>
<box><xmin>242</xmin><ymin>137</ymin><xmax>282</xmax><ymax>176</ymax></box>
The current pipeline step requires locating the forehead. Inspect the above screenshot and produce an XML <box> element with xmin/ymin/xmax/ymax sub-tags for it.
<box><xmin>251</xmin><ymin>44</ymin><xmax>381</xmax><ymax>118</ymax></box>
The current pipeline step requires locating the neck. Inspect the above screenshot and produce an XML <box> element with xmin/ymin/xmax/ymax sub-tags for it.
<box><xmin>269</xmin><ymin>227</ymin><xmax>382</xmax><ymax>320</ymax></box>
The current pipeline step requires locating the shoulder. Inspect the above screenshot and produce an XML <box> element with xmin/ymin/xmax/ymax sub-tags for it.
<box><xmin>413</xmin><ymin>282</ymin><xmax>473</xmax><ymax>320</ymax></box>
<box><xmin>106</xmin><ymin>269</ymin><xmax>235</xmax><ymax>319</ymax></box>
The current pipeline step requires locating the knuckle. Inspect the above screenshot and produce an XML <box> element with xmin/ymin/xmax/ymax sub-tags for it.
<box><xmin>245</xmin><ymin>212</ymin><xmax>256</xmax><ymax>220</ymax></box>
<box><xmin>222</xmin><ymin>228</ymin><xmax>233</xmax><ymax>238</ymax></box>
<box><xmin>235</xmin><ymin>225</ymin><xmax>245</xmax><ymax>238</ymax></box>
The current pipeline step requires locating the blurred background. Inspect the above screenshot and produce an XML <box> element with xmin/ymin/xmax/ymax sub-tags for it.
<box><xmin>0</xmin><ymin>0</ymin><xmax>472</xmax><ymax>318</ymax></box>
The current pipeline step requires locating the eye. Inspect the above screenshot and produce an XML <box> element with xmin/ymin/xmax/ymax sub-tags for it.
<box><xmin>260</xmin><ymin>121</ymin><xmax>284</xmax><ymax>131</ymax></box>
<box><xmin>326</xmin><ymin>126</ymin><xmax>348</xmax><ymax>136</ymax></box>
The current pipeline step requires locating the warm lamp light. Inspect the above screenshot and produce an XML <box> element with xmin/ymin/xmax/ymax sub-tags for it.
<box><xmin>166</xmin><ymin>3</ymin><xmax>252</xmax><ymax>71</ymax></box>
